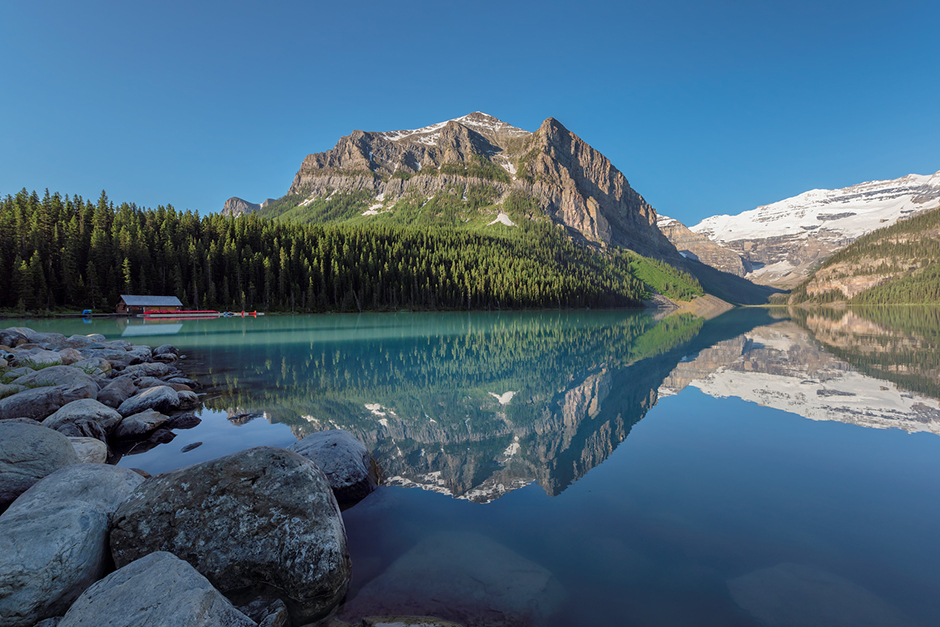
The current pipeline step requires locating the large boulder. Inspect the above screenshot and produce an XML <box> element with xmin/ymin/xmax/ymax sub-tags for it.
<box><xmin>289</xmin><ymin>429</ymin><xmax>379</xmax><ymax>505</ymax></box>
<box><xmin>0</xmin><ymin>422</ymin><xmax>80</xmax><ymax>511</ymax></box>
<box><xmin>0</xmin><ymin>464</ymin><xmax>144</xmax><ymax>627</ymax></box>
<box><xmin>13</xmin><ymin>366</ymin><xmax>99</xmax><ymax>397</ymax></box>
<box><xmin>43</xmin><ymin>398</ymin><xmax>123</xmax><ymax>441</ymax></box>
<box><xmin>56</xmin><ymin>348</ymin><xmax>84</xmax><ymax>365</ymax></box>
<box><xmin>5</xmin><ymin>327</ymin><xmax>66</xmax><ymax>347</ymax></box>
<box><xmin>96</xmin><ymin>375</ymin><xmax>138</xmax><ymax>409</ymax></box>
<box><xmin>58</xmin><ymin>552</ymin><xmax>256</xmax><ymax>627</ymax></box>
<box><xmin>10</xmin><ymin>348</ymin><xmax>63</xmax><ymax>368</ymax></box>
<box><xmin>112</xmin><ymin>409</ymin><xmax>169</xmax><ymax>439</ymax></box>
<box><xmin>0</xmin><ymin>329</ymin><xmax>28</xmax><ymax>348</ymax></box>
<box><xmin>123</xmin><ymin>362</ymin><xmax>171</xmax><ymax>379</ymax></box>
<box><xmin>0</xmin><ymin>383</ymin><xmax>98</xmax><ymax>421</ymax></box>
<box><xmin>117</xmin><ymin>385</ymin><xmax>180</xmax><ymax>417</ymax></box>
<box><xmin>69</xmin><ymin>357</ymin><xmax>111</xmax><ymax>376</ymax></box>
<box><xmin>110</xmin><ymin>446</ymin><xmax>351</xmax><ymax>624</ymax></box>
<box><xmin>69</xmin><ymin>437</ymin><xmax>108</xmax><ymax>463</ymax></box>
<box><xmin>0</xmin><ymin>383</ymin><xmax>25</xmax><ymax>400</ymax></box>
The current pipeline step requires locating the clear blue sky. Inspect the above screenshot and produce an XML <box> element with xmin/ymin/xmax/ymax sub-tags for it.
<box><xmin>2</xmin><ymin>0</ymin><xmax>938</xmax><ymax>226</ymax></box>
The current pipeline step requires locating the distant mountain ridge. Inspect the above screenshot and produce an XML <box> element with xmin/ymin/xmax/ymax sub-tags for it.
<box><xmin>225</xmin><ymin>112</ymin><xmax>678</xmax><ymax>260</ymax></box>
<box><xmin>680</xmin><ymin>171</ymin><xmax>940</xmax><ymax>287</ymax></box>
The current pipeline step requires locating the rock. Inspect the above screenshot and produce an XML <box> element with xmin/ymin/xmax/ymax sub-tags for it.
<box><xmin>110</xmin><ymin>446</ymin><xmax>351</xmax><ymax>624</ymax></box>
<box><xmin>0</xmin><ymin>464</ymin><xmax>144</xmax><ymax>627</ymax></box>
<box><xmin>134</xmin><ymin>375</ymin><xmax>166</xmax><ymax>389</ymax></box>
<box><xmin>69</xmin><ymin>357</ymin><xmax>111</xmax><ymax>376</ymax></box>
<box><xmin>124</xmin><ymin>362</ymin><xmax>171</xmax><ymax>379</ymax></box>
<box><xmin>5</xmin><ymin>327</ymin><xmax>66</xmax><ymax>347</ymax></box>
<box><xmin>0</xmin><ymin>357</ymin><xmax>7</xmax><ymax>368</ymax></box>
<box><xmin>58</xmin><ymin>551</ymin><xmax>256</xmax><ymax>627</ymax></box>
<box><xmin>727</xmin><ymin>563</ymin><xmax>918</xmax><ymax>627</ymax></box>
<box><xmin>165</xmin><ymin>412</ymin><xmax>201</xmax><ymax>430</ymax></box>
<box><xmin>0</xmin><ymin>382</ymin><xmax>25</xmax><ymax>400</ymax></box>
<box><xmin>0</xmin><ymin>329</ymin><xmax>28</xmax><ymax>348</ymax></box>
<box><xmin>1</xmin><ymin>366</ymin><xmax>35</xmax><ymax>380</ymax></box>
<box><xmin>97</xmin><ymin>375</ymin><xmax>138</xmax><ymax>408</ymax></box>
<box><xmin>55</xmin><ymin>348</ymin><xmax>84</xmax><ymax>365</ymax></box>
<box><xmin>13</xmin><ymin>366</ymin><xmax>99</xmax><ymax>397</ymax></box>
<box><xmin>177</xmin><ymin>389</ymin><xmax>200</xmax><ymax>409</ymax></box>
<box><xmin>181</xmin><ymin>441</ymin><xmax>203</xmax><ymax>452</ymax></box>
<box><xmin>167</xmin><ymin>382</ymin><xmax>194</xmax><ymax>392</ymax></box>
<box><xmin>238</xmin><ymin>597</ymin><xmax>289</xmax><ymax>627</ymax></box>
<box><xmin>64</xmin><ymin>333</ymin><xmax>106</xmax><ymax>349</ymax></box>
<box><xmin>68</xmin><ymin>437</ymin><xmax>108</xmax><ymax>463</ymax></box>
<box><xmin>43</xmin><ymin>398</ymin><xmax>123</xmax><ymax>440</ymax></box>
<box><xmin>76</xmin><ymin>348</ymin><xmax>138</xmax><ymax>369</ymax></box>
<box><xmin>0</xmin><ymin>382</ymin><xmax>98</xmax><ymax>421</ymax></box>
<box><xmin>343</xmin><ymin>532</ymin><xmax>564</xmax><ymax>626</ymax></box>
<box><xmin>34</xmin><ymin>618</ymin><xmax>62</xmax><ymax>627</ymax></box>
<box><xmin>166</xmin><ymin>376</ymin><xmax>200</xmax><ymax>389</ymax></box>
<box><xmin>0</xmin><ymin>422</ymin><xmax>80</xmax><ymax>510</ymax></box>
<box><xmin>289</xmin><ymin>429</ymin><xmax>379</xmax><ymax>504</ymax></box>
<box><xmin>153</xmin><ymin>352</ymin><xmax>179</xmax><ymax>363</ymax></box>
<box><xmin>117</xmin><ymin>385</ymin><xmax>180</xmax><ymax>416</ymax></box>
<box><xmin>11</xmin><ymin>348</ymin><xmax>63</xmax><ymax>368</ymax></box>
<box><xmin>153</xmin><ymin>344</ymin><xmax>180</xmax><ymax>357</ymax></box>
<box><xmin>113</xmin><ymin>409</ymin><xmax>170</xmax><ymax>439</ymax></box>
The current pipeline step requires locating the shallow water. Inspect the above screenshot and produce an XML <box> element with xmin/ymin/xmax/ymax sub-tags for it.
<box><xmin>10</xmin><ymin>308</ymin><xmax>940</xmax><ymax>626</ymax></box>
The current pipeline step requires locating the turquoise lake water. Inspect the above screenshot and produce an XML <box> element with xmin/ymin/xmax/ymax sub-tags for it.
<box><xmin>10</xmin><ymin>308</ymin><xmax>940</xmax><ymax>626</ymax></box>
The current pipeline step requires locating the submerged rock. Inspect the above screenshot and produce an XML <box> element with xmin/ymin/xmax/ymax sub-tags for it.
<box><xmin>289</xmin><ymin>429</ymin><xmax>379</xmax><ymax>505</ymax></box>
<box><xmin>110</xmin><ymin>446</ymin><xmax>351</xmax><ymax>624</ymax></box>
<box><xmin>58</xmin><ymin>552</ymin><xmax>256</xmax><ymax>627</ymax></box>
<box><xmin>0</xmin><ymin>421</ymin><xmax>80</xmax><ymax>511</ymax></box>
<box><xmin>0</xmin><ymin>464</ymin><xmax>144</xmax><ymax>627</ymax></box>
<box><xmin>342</xmin><ymin>532</ymin><xmax>564</xmax><ymax>627</ymax></box>
<box><xmin>727</xmin><ymin>562</ymin><xmax>918</xmax><ymax>627</ymax></box>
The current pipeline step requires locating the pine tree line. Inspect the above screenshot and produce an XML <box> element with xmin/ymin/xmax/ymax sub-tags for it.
<box><xmin>0</xmin><ymin>188</ymin><xmax>655</xmax><ymax>313</ymax></box>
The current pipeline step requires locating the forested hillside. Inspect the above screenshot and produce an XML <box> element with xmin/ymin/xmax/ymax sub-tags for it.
<box><xmin>790</xmin><ymin>206</ymin><xmax>940</xmax><ymax>304</ymax></box>
<box><xmin>0</xmin><ymin>188</ymin><xmax>701</xmax><ymax>313</ymax></box>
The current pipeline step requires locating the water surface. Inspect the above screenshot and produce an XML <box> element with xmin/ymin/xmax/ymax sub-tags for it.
<box><xmin>10</xmin><ymin>308</ymin><xmax>940</xmax><ymax>626</ymax></box>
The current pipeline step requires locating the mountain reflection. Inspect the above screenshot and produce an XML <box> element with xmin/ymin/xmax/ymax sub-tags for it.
<box><xmin>199</xmin><ymin>311</ymin><xmax>718</xmax><ymax>501</ymax></box>
<box><xmin>195</xmin><ymin>307</ymin><xmax>939</xmax><ymax>503</ymax></box>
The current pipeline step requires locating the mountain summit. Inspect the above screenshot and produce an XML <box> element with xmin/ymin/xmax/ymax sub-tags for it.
<box><xmin>229</xmin><ymin>113</ymin><xmax>677</xmax><ymax>260</ymax></box>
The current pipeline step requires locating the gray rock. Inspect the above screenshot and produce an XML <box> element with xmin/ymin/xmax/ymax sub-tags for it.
<box><xmin>134</xmin><ymin>375</ymin><xmax>165</xmax><ymax>389</ymax></box>
<box><xmin>58</xmin><ymin>552</ymin><xmax>256</xmax><ymax>627</ymax></box>
<box><xmin>289</xmin><ymin>429</ymin><xmax>379</xmax><ymax>504</ymax></box>
<box><xmin>43</xmin><ymin>398</ymin><xmax>123</xmax><ymax>440</ymax></box>
<box><xmin>34</xmin><ymin>618</ymin><xmax>62</xmax><ymax>627</ymax></box>
<box><xmin>0</xmin><ymin>357</ymin><xmax>7</xmax><ymax>368</ymax></box>
<box><xmin>0</xmin><ymin>422</ymin><xmax>80</xmax><ymax>510</ymax></box>
<box><xmin>0</xmin><ymin>329</ymin><xmax>29</xmax><ymax>348</ymax></box>
<box><xmin>0</xmin><ymin>382</ymin><xmax>98</xmax><ymax>421</ymax></box>
<box><xmin>13</xmin><ymin>366</ymin><xmax>99</xmax><ymax>397</ymax></box>
<box><xmin>0</xmin><ymin>464</ymin><xmax>144</xmax><ymax>627</ymax></box>
<box><xmin>238</xmin><ymin>598</ymin><xmax>288</xmax><ymax>627</ymax></box>
<box><xmin>11</xmin><ymin>348</ymin><xmax>63</xmax><ymax>368</ymax></box>
<box><xmin>177</xmin><ymin>389</ymin><xmax>200</xmax><ymax>410</ymax></box>
<box><xmin>153</xmin><ymin>344</ymin><xmax>180</xmax><ymax>357</ymax></box>
<box><xmin>113</xmin><ymin>409</ymin><xmax>170</xmax><ymax>439</ymax></box>
<box><xmin>110</xmin><ymin>446</ymin><xmax>351</xmax><ymax>624</ymax></box>
<box><xmin>153</xmin><ymin>352</ymin><xmax>179</xmax><ymax>363</ymax></box>
<box><xmin>1</xmin><ymin>366</ymin><xmax>35</xmax><ymax>381</ymax></box>
<box><xmin>117</xmin><ymin>385</ymin><xmax>180</xmax><ymax>416</ymax></box>
<box><xmin>727</xmin><ymin>562</ymin><xmax>918</xmax><ymax>627</ymax></box>
<box><xmin>97</xmin><ymin>376</ymin><xmax>138</xmax><ymax>409</ymax></box>
<box><xmin>68</xmin><ymin>437</ymin><xmax>108</xmax><ymax>463</ymax></box>
<box><xmin>124</xmin><ymin>362</ymin><xmax>171</xmax><ymax>379</ymax></box>
<box><xmin>344</xmin><ymin>532</ymin><xmax>564</xmax><ymax>626</ymax></box>
<box><xmin>63</xmin><ymin>334</ymin><xmax>106</xmax><ymax>349</ymax></box>
<box><xmin>5</xmin><ymin>327</ymin><xmax>66</xmax><ymax>347</ymax></box>
<box><xmin>166</xmin><ymin>376</ymin><xmax>200</xmax><ymax>389</ymax></box>
<box><xmin>0</xmin><ymin>383</ymin><xmax>25</xmax><ymax>400</ymax></box>
<box><xmin>55</xmin><ymin>348</ymin><xmax>84</xmax><ymax>365</ymax></box>
<box><xmin>69</xmin><ymin>357</ymin><xmax>111</xmax><ymax>376</ymax></box>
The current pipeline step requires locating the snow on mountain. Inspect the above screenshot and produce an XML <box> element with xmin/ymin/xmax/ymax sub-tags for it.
<box><xmin>684</xmin><ymin>170</ymin><xmax>940</xmax><ymax>286</ymax></box>
<box><xmin>691</xmin><ymin>171</ymin><xmax>940</xmax><ymax>243</ymax></box>
<box><xmin>379</xmin><ymin>112</ymin><xmax>528</xmax><ymax>146</ymax></box>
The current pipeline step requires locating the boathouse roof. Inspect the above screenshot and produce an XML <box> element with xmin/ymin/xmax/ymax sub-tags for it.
<box><xmin>118</xmin><ymin>295</ymin><xmax>184</xmax><ymax>307</ymax></box>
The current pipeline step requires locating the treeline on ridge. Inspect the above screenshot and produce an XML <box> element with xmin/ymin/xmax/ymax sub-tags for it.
<box><xmin>0</xmin><ymin>188</ymin><xmax>678</xmax><ymax>313</ymax></box>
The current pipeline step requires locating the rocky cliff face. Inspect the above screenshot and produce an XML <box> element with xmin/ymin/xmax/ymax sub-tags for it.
<box><xmin>278</xmin><ymin>112</ymin><xmax>678</xmax><ymax>259</ymax></box>
<box><xmin>221</xmin><ymin>197</ymin><xmax>260</xmax><ymax>217</ymax></box>
<box><xmin>657</xmin><ymin>216</ymin><xmax>751</xmax><ymax>276</ymax></box>
<box><xmin>687</xmin><ymin>171</ymin><xmax>940</xmax><ymax>287</ymax></box>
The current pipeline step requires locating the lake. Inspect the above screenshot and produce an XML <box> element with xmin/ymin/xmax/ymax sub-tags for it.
<box><xmin>8</xmin><ymin>307</ymin><xmax>940</xmax><ymax>626</ymax></box>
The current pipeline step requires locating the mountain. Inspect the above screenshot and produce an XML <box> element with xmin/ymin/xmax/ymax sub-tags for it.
<box><xmin>684</xmin><ymin>171</ymin><xmax>940</xmax><ymax>288</ymax></box>
<box><xmin>226</xmin><ymin>112</ymin><xmax>678</xmax><ymax>260</ymax></box>
<box><xmin>657</xmin><ymin>215</ymin><xmax>751</xmax><ymax>276</ymax></box>
<box><xmin>789</xmin><ymin>204</ymin><xmax>940</xmax><ymax>304</ymax></box>
<box><xmin>221</xmin><ymin>196</ymin><xmax>277</xmax><ymax>217</ymax></box>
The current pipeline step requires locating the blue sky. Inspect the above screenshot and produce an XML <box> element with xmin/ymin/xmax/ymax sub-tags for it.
<box><xmin>2</xmin><ymin>0</ymin><xmax>938</xmax><ymax>226</ymax></box>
